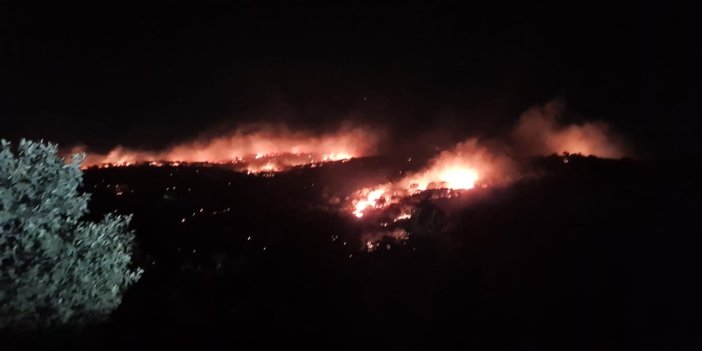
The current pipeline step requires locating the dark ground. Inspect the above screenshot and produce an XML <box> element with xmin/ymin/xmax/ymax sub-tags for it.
<box><xmin>5</xmin><ymin>155</ymin><xmax>702</xmax><ymax>350</ymax></box>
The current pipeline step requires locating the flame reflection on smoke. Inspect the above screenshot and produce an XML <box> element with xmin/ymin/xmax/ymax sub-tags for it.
<box><xmin>512</xmin><ymin>101</ymin><xmax>626</xmax><ymax>158</ymax></box>
<box><xmin>349</xmin><ymin>138</ymin><xmax>515</xmax><ymax>219</ymax></box>
<box><xmin>78</xmin><ymin>125</ymin><xmax>379</xmax><ymax>173</ymax></box>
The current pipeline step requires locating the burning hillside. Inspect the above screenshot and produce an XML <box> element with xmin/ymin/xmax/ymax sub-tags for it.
<box><xmin>345</xmin><ymin>102</ymin><xmax>626</xmax><ymax>219</ymax></box>
<box><xmin>74</xmin><ymin>102</ymin><xmax>629</xmax><ymax>246</ymax></box>
<box><xmin>348</xmin><ymin>138</ymin><xmax>516</xmax><ymax>219</ymax></box>
<box><xmin>78</xmin><ymin>124</ymin><xmax>380</xmax><ymax>173</ymax></box>
<box><xmin>340</xmin><ymin>102</ymin><xmax>628</xmax><ymax>249</ymax></box>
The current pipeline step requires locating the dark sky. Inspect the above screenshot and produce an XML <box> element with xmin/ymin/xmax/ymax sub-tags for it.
<box><xmin>2</xmin><ymin>1</ymin><xmax>701</xmax><ymax>157</ymax></box>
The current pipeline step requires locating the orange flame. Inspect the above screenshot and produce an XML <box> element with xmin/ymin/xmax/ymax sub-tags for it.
<box><xmin>349</xmin><ymin>138</ymin><xmax>515</xmax><ymax>218</ymax></box>
<box><xmin>78</xmin><ymin>125</ymin><xmax>379</xmax><ymax>173</ymax></box>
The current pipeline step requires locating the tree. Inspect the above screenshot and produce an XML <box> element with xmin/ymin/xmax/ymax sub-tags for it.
<box><xmin>0</xmin><ymin>139</ymin><xmax>142</xmax><ymax>330</ymax></box>
<box><xmin>408</xmin><ymin>200</ymin><xmax>447</xmax><ymax>237</ymax></box>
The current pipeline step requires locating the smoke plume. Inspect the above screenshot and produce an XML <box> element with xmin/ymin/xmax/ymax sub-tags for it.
<box><xmin>511</xmin><ymin>101</ymin><xmax>626</xmax><ymax>158</ymax></box>
<box><xmin>78</xmin><ymin>124</ymin><xmax>382</xmax><ymax>172</ymax></box>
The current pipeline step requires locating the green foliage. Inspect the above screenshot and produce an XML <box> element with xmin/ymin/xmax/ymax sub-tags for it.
<box><xmin>0</xmin><ymin>139</ymin><xmax>142</xmax><ymax>330</ymax></box>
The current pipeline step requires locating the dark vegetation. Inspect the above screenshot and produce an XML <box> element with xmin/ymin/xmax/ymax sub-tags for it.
<box><xmin>5</xmin><ymin>155</ymin><xmax>702</xmax><ymax>350</ymax></box>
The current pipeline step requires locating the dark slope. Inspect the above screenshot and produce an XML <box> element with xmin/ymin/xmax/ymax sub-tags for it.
<box><xmin>8</xmin><ymin>156</ymin><xmax>702</xmax><ymax>350</ymax></box>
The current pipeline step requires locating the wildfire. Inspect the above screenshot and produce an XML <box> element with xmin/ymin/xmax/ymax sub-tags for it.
<box><xmin>349</xmin><ymin>138</ymin><xmax>514</xmax><ymax>219</ymax></box>
<box><xmin>352</xmin><ymin>187</ymin><xmax>390</xmax><ymax>218</ymax></box>
<box><xmin>348</xmin><ymin>100</ymin><xmax>627</xmax><ymax>221</ymax></box>
<box><xmin>78</xmin><ymin>125</ymin><xmax>379</xmax><ymax>173</ymax></box>
<box><xmin>401</xmin><ymin>165</ymin><xmax>479</xmax><ymax>192</ymax></box>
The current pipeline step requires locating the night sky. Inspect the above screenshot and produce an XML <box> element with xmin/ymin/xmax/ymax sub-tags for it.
<box><xmin>2</xmin><ymin>1</ymin><xmax>701</xmax><ymax>157</ymax></box>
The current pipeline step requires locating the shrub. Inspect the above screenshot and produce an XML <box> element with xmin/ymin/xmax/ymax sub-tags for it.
<box><xmin>0</xmin><ymin>139</ymin><xmax>142</xmax><ymax>330</ymax></box>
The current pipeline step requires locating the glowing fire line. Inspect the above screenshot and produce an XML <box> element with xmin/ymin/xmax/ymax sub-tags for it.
<box><xmin>350</xmin><ymin>166</ymin><xmax>479</xmax><ymax>219</ymax></box>
<box><xmin>76</xmin><ymin>125</ymin><xmax>378</xmax><ymax>173</ymax></box>
<box><xmin>348</xmin><ymin>138</ymin><xmax>505</xmax><ymax>219</ymax></box>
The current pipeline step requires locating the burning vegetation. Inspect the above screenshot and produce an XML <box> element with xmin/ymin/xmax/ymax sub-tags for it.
<box><xmin>78</xmin><ymin>124</ymin><xmax>380</xmax><ymax>173</ymax></box>
<box><xmin>348</xmin><ymin>138</ymin><xmax>516</xmax><ymax>219</ymax></box>
<box><xmin>341</xmin><ymin>102</ymin><xmax>628</xmax><ymax>248</ymax></box>
<box><xmin>74</xmin><ymin>102</ymin><xmax>629</xmax><ymax>250</ymax></box>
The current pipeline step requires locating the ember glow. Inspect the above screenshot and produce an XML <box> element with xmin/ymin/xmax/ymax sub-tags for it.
<box><xmin>361</xmin><ymin>228</ymin><xmax>409</xmax><ymax>252</ymax></box>
<box><xmin>349</xmin><ymin>138</ymin><xmax>515</xmax><ymax>219</ymax></box>
<box><xmin>352</xmin><ymin>187</ymin><xmax>390</xmax><ymax>218</ymax></box>
<box><xmin>78</xmin><ymin>125</ymin><xmax>379</xmax><ymax>173</ymax></box>
<box><xmin>345</xmin><ymin>102</ymin><xmax>629</xmax><ymax>248</ymax></box>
